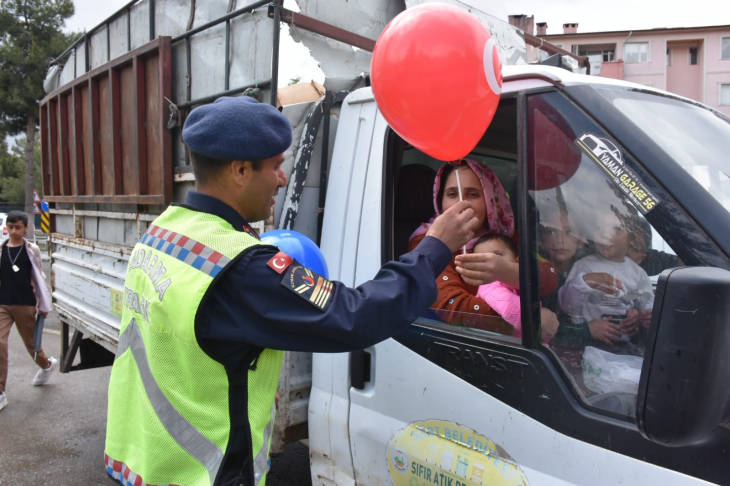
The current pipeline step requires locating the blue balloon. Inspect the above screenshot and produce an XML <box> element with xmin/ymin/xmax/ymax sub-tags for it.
<box><xmin>260</xmin><ymin>230</ymin><xmax>329</xmax><ymax>279</ymax></box>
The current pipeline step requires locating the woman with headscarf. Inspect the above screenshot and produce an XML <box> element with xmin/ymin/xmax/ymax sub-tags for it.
<box><xmin>408</xmin><ymin>159</ymin><xmax>558</xmax><ymax>333</ymax></box>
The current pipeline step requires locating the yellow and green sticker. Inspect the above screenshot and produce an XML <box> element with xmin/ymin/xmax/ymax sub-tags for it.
<box><xmin>111</xmin><ymin>288</ymin><xmax>124</xmax><ymax>318</ymax></box>
<box><xmin>387</xmin><ymin>419</ymin><xmax>528</xmax><ymax>486</ymax></box>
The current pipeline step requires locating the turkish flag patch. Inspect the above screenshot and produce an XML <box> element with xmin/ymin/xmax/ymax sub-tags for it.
<box><xmin>267</xmin><ymin>251</ymin><xmax>293</xmax><ymax>274</ymax></box>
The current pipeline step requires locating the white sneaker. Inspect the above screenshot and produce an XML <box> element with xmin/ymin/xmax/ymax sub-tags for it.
<box><xmin>0</xmin><ymin>392</ymin><xmax>7</xmax><ymax>411</ymax></box>
<box><xmin>33</xmin><ymin>357</ymin><xmax>58</xmax><ymax>386</ymax></box>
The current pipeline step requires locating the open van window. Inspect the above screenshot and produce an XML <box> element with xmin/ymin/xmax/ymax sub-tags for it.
<box><xmin>388</xmin><ymin>98</ymin><xmax>533</xmax><ymax>345</ymax></box>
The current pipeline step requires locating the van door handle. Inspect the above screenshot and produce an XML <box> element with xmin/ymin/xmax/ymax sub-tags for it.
<box><xmin>350</xmin><ymin>349</ymin><xmax>371</xmax><ymax>390</ymax></box>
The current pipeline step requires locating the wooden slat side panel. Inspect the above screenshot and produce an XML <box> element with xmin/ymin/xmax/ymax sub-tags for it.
<box><xmin>145</xmin><ymin>54</ymin><xmax>161</xmax><ymax>198</ymax></box>
<box><xmin>44</xmin><ymin>195</ymin><xmax>164</xmax><ymax>204</ymax></box>
<box><xmin>37</xmin><ymin>37</ymin><xmax>172</xmax><ymax>205</ymax></box>
<box><xmin>72</xmin><ymin>87</ymin><xmax>86</xmax><ymax>195</ymax></box>
<box><xmin>110</xmin><ymin>68</ymin><xmax>124</xmax><ymax>195</ymax></box>
<box><xmin>41</xmin><ymin>37</ymin><xmax>166</xmax><ymax>105</ymax></box>
<box><xmin>58</xmin><ymin>95</ymin><xmax>71</xmax><ymax>195</ymax></box>
<box><xmin>134</xmin><ymin>57</ymin><xmax>148</xmax><ymax>196</ymax></box>
<box><xmin>159</xmin><ymin>37</ymin><xmax>173</xmax><ymax>205</ymax></box>
<box><xmin>120</xmin><ymin>64</ymin><xmax>139</xmax><ymax>195</ymax></box>
<box><xmin>61</xmin><ymin>93</ymin><xmax>74</xmax><ymax>195</ymax></box>
<box><xmin>98</xmin><ymin>74</ymin><xmax>114</xmax><ymax>195</ymax></box>
<box><xmin>80</xmin><ymin>85</ymin><xmax>92</xmax><ymax>195</ymax></box>
<box><xmin>40</xmin><ymin>104</ymin><xmax>52</xmax><ymax>197</ymax></box>
<box><xmin>89</xmin><ymin>79</ymin><xmax>102</xmax><ymax>195</ymax></box>
<box><xmin>48</xmin><ymin>100</ymin><xmax>60</xmax><ymax>197</ymax></box>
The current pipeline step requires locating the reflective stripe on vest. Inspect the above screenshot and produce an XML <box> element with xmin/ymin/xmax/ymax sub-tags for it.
<box><xmin>116</xmin><ymin>319</ymin><xmax>224</xmax><ymax>485</ymax></box>
<box><xmin>254</xmin><ymin>404</ymin><xmax>276</xmax><ymax>485</ymax></box>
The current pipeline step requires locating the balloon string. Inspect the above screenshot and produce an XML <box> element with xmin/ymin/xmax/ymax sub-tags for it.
<box><xmin>455</xmin><ymin>167</ymin><xmax>466</xmax><ymax>255</ymax></box>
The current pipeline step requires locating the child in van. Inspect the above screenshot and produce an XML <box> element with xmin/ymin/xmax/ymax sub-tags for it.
<box><xmin>474</xmin><ymin>233</ymin><xmax>559</xmax><ymax>342</ymax></box>
<box><xmin>558</xmin><ymin>214</ymin><xmax>654</xmax><ymax>343</ymax></box>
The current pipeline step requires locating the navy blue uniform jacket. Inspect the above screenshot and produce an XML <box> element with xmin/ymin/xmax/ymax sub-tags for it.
<box><xmin>183</xmin><ymin>191</ymin><xmax>451</xmax><ymax>485</ymax></box>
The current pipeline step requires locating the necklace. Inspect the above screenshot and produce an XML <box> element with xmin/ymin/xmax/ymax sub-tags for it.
<box><xmin>7</xmin><ymin>244</ymin><xmax>24</xmax><ymax>273</ymax></box>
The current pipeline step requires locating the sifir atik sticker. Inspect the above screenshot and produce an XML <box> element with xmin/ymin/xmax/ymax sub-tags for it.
<box><xmin>576</xmin><ymin>133</ymin><xmax>661</xmax><ymax>214</ymax></box>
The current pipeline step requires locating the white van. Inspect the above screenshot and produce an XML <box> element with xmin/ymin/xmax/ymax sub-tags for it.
<box><xmin>39</xmin><ymin>2</ymin><xmax>730</xmax><ymax>485</ymax></box>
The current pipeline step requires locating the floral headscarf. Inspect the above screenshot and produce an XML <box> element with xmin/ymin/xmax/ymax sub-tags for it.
<box><xmin>409</xmin><ymin>159</ymin><xmax>515</xmax><ymax>252</ymax></box>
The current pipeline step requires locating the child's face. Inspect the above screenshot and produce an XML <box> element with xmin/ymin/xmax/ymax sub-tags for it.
<box><xmin>6</xmin><ymin>221</ymin><xmax>27</xmax><ymax>242</ymax></box>
<box><xmin>594</xmin><ymin>223</ymin><xmax>630</xmax><ymax>262</ymax></box>
<box><xmin>473</xmin><ymin>239</ymin><xmax>517</xmax><ymax>263</ymax></box>
<box><xmin>545</xmin><ymin>214</ymin><xmax>581</xmax><ymax>264</ymax></box>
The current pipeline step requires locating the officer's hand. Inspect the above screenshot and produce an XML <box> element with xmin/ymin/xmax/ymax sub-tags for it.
<box><xmin>426</xmin><ymin>201</ymin><xmax>479</xmax><ymax>253</ymax></box>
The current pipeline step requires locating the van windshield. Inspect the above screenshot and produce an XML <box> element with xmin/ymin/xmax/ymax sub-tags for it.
<box><xmin>594</xmin><ymin>88</ymin><xmax>730</xmax><ymax>213</ymax></box>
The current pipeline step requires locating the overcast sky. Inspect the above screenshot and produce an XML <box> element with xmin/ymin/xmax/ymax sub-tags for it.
<box><xmin>63</xmin><ymin>0</ymin><xmax>730</xmax><ymax>85</ymax></box>
<box><xmin>6</xmin><ymin>0</ymin><xmax>726</xmax><ymax>145</ymax></box>
<box><xmin>65</xmin><ymin>0</ymin><xmax>730</xmax><ymax>37</ymax></box>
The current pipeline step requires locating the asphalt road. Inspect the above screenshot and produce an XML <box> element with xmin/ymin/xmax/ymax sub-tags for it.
<box><xmin>0</xmin><ymin>261</ymin><xmax>312</xmax><ymax>485</ymax></box>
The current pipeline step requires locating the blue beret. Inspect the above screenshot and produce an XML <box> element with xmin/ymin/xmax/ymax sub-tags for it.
<box><xmin>182</xmin><ymin>96</ymin><xmax>292</xmax><ymax>161</ymax></box>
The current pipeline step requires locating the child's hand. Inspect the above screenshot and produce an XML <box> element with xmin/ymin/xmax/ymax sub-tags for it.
<box><xmin>540</xmin><ymin>308</ymin><xmax>559</xmax><ymax>342</ymax></box>
<box><xmin>583</xmin><ymin>272</ymin><xmax>623</xmax><ymax>295</ymax></box>
<box><xmin>619</xmin><ymin>309</ymin><xmax>641</xmax><ymax>337</ymax></box>
<box><xmin>640</xmin><ymin>309</ymin><xmax>653</xmax><ymax>329</ymax></box>
<box><xmin>588</xmin><ymin>317</ymin><xmax>620</xmax><ymax>345</ymax></box>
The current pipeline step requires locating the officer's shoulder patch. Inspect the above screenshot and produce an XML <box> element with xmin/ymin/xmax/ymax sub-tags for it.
<box><xmin>267</xmin><ymin>251</ymin><xmax>293</xmax><ymax>274</ymax></box>
<box><xmin>281</xmin><ymin>262</ymin><xmax>333</xmax><ymax>312</ymax></box>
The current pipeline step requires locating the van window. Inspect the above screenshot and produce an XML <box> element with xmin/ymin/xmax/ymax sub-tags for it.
<box><xmin>528</xmin><ymin>91</ymin><xmax>699</xmax><ymax>419</ymax></box>
<box><xmin>389</xmin><ymin>99</ymin><xmax>528</xmax><ymax>345</ymax></box>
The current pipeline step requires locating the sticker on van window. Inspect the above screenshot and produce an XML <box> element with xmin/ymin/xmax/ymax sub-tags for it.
<box><xmin>576</xmin><ymin>133</ymin><xmax>661</xmax><ymax>214</ymax></box>
<box><xmin>387</xmin><ymin>419</ymin><xmax>528</xmax><ymax>486</ymax></box>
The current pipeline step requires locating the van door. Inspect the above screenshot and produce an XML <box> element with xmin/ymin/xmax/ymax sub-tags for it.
<box><xmin>345</xmin><ymin>87</ymin><xmax>730</xmax><ymax>485</ymax></box>
<box><xmin>309</xmin><ymin>89</ymin><xmax>382</xmax><ymax>485</ymax></box>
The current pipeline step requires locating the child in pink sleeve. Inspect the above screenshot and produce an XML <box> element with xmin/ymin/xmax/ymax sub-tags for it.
<box><xmin>474</xmin><ymin>234</ymin><xmax>558</xmax><ymax>342</ymax></box>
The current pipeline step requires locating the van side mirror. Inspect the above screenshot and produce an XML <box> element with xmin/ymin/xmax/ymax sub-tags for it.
<box><xmin>637</xmin><ymin>267</ymin><xmax>730</xmax><ymax>446</ymax></box>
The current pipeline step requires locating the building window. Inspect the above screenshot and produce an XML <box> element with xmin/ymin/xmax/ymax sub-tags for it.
<box><xmin>721</xmin><ymin>37</ymin><xmax>730</xmax><ymax>60</ymax></box>
<box><xmin>667</xmin><ymin>47</ymin><xmax>671</xmax><ymax>66</ymax></box>
<box><xmin>577</xmin><ymin>47</ymin><xmax>615</xmax><ymax>61</ymax></box>
<box><xmin>721</xmin><ymin>84</ymin><xmax>730</xmax><ymax>105</ymax></box>
<box><xmin>689</xmin><ymin>47</ymin><xmax>699</xmax><ymax>65</ymax></box>
<box><xmin>624</xmin><ymin>42</ymin><xmax>649</xmax><ymax>63</ymax></box>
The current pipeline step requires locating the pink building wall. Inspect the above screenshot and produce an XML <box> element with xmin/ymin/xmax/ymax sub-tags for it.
<box><xmin>526</xmin><ymin>25</ymin><xmax>730</xmax><ymax>115</ymax></box>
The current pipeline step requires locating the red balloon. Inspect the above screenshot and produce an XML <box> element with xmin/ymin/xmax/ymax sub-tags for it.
<box><xmin>371</xmin><ymin>3</ymin><xmax>502</xmax><ymax>162</ymax></box>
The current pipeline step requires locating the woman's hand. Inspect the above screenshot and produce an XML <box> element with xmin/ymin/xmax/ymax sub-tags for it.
<box><xmin>588</xmin><ymin>317</ymin><xmax>620</xmax><ymax>345</ymax></box>
<box><xmin>454</xmin><ymin>253</ymin><xmax>520</xmax><ymax>288</ymax></box>
<box><xmin>582</xmin><ymin>273</ymin><xmax>623</xmax><ymax>295</ymax></box>
<box><xmin>540</xmin><ymin>308</ymin><xmax>559</xmax><ymax>342</ymax></box>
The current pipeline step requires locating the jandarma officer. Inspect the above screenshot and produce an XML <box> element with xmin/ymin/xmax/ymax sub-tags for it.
<box><xmin>104</xmin><ymin>96</ymin><xmax>479</xmax><ymax>486</ymax></box>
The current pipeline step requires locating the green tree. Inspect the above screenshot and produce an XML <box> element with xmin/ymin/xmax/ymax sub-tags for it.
<box><xmin>0</xmin><ymin>139</ymin><xmax>24</xmax><ymax>203</ymax></box>
<box><xmin>0</xmin><ymin>0</ymin><xmax>74</xmax><ymax>222</ymax></box>
<box><xmin>11</xmin><ymin>135</ymin><xmax>42</xmax><ymax>198</ymax></box>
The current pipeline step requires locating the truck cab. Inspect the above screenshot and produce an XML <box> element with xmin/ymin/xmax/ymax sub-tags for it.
<box><xmin>308</xmin><ymin>65</ymin><xmax>730</xmax><ymax>485</ymax></box>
